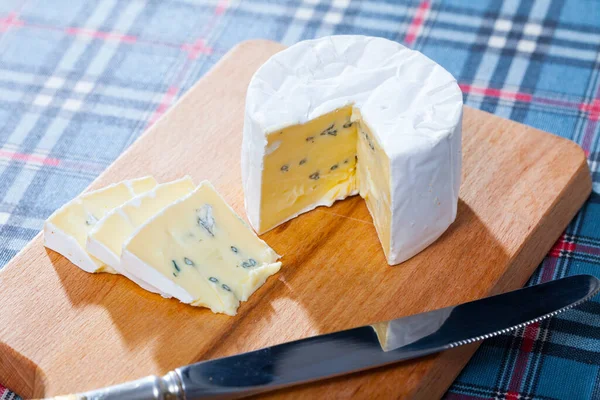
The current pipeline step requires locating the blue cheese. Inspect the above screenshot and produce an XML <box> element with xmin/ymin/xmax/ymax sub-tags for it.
<box><xmin>121</xmin><ymin>181</ymin><xmax>282</xmax><ymax>315</ymax></box>
<box><xmin>242</xmin><ymin>36</ymin><xmax>462</xmax><ymax>265</ymax></box>
<box><xmin>86</xmin><ymin>176</ymin><xmax>195</xmax><ymax>291</ymax></box>
<box><xmin>44</xmin><ymin>177</ymin><xmax>158</xmax><ymax>273</ymax></box>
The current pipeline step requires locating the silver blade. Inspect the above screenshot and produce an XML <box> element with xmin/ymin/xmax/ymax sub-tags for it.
<box><xmin>178</xmin><ymin>274</ymin><xmax>600</xmax><ymax>399</ymax></box>
<box><xmin>52</xmin><ymin>274</ymin><xmax>600</xmax><ymax>400</ymax></box>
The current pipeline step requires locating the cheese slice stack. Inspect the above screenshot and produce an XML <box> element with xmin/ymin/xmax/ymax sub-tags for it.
<box><xmin>44</xmin><ymin>176</ymin><xmax>158</xmax><ymax>273</ymax></box>
<box><xmin>121</xmin><ymin>181</ymin><xmax>282</xmax><ymax>316</ymax></box>
<box><xmin>86</xmin><ymin>176</ymin><xmax>196</xmax><ymax>292</ymax></box>
<box><xmin>45</xmin><ymin>177</ymin><xmax>281</xmax><ymax>315</ymax></box>
<box><xmin>242</xmin><ymin>35</ymin><xmax>463</xmax><ymax>265</ymax></box>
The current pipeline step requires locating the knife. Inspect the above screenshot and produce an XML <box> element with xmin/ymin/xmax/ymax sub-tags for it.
<box><xmin>50</xmin><ymin>274</ymin><xmax>600</xmax><ymax>400</ymax></box>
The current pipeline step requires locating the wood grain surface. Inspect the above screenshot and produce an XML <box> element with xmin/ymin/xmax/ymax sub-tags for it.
<box><xmin>0</xmin><ymin>40</ymin><xmax>592</xmax><ymax>399</ymax></box>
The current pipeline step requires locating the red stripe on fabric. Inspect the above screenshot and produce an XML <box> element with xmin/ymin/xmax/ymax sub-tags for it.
<box><xmin>579</xmin><ymin>99</ymin><xmax>600</xmax><ymax>115</ymax></box>
<box><xmin>581</xmin><ymin>100</ymin><xmax>600</xmax><ymax>152</ymax></box>
<box><xmin>574</xmin><ymin>243</ymin><xmax>600</xmax><ymax>256</ymax></box>
<box><xmin>405</xmin><ymin>0</ymin><xmax>430</xmax><ymax>45</ymax></box>
<box><xmin>580</xmin><ymin>98</ymin><xmax>600</xmax><ymax>143</ymax></box>
<box><xmin>535</xmin><ymin>97</ymin><xmax>578</xmax><ymax>107</ymax></box>
<box><xmin>578</xmin><ymin>80</ymin><xmax>600</xmax><ymax>152</ymax></box>
<box><xmin>462</xmin><ymin>82</ymin><xmax>598</xmax><ymax>156</ymax></box>
<box><xmin>0</xmin><ymin>149</ymin><xmax>60</xmax><ymax>166</ymax></box>
<box><xmin>8</xmin><ymin>17</ymin><xmax>140</xmax><ymax>44</ymax></box>
<box><xmin>0</xmin><ymin>12</ymin><xmax>24</xmax><ymax>31</ymax></box>
<box><xmin>148</xmin><ymin>86</ymin><xmax>180</xmax><ymax>125</ymax></box>
<box><xmin>181</xmin><ymin>39</ymin><xmax>213</xmax><ymax>59</ymax></box>
<box><xmin>180</xmin><ymin>0</ymin><xmax>223</xmax><ymax>60</ymax></box>
<box><xmin>461</xmin><ymin>82</ymin><xmax>600</xmax><ymax>123</ymax></box>
<box><xmin>549</xmin><ymin>235</ymin><xmax>600</xmax><ymax>258</ymax></box>
<box><xmin>541</xmin><ymin>256</ymin><xmax>558</xmax><ymax>282</ymax></box>
<box><xmin>505</xmin><ymin>392</ymin><xmax>520</xmax><ymax>400</ymax></box>
<box><xmin>520</xmin><ymin>322</ymin><xmax>540</xmax><ymax>353</ymax></box>
<box><xmin>549</xmin><ymin>234</ymin><xmax>575</xmax><ymax>257</ymax></box>
<box><xmin>65</xmin><ymin>27</ymin><xmax>137</xmax><ymax>43</ymax></box>
<box><xmin>154</xmin><ymin>86</ymin><xmax>179</xmax><ymax>115</ymax></box>
<box><xmin>507</xmin><ymin>322</ymin><xmax>541</xmax><ymax>394</ymax></box>
<box><xmin>3</xmin><ymin>17</ymin><xmax>230</xmax><ymax>57</ymax></box>
<box><xmin>444</xmin><ymin>394</ymin><xmax>489</xmax><ymax>400</ymax></box>
<box><xmin>460</xmin><ymin>83</ymin><xmax>533</xmax><ymax>102</ymax></box>
<box><xmin>215</xmin><ymin>0</ymin><xmax>229</xmax><ymax>15</ymax></box>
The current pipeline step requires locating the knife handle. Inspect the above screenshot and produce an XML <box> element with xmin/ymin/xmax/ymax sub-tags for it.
<box><xmin>46</xmin><ymin>371</ymin><xmax>185</xmax><ymax>400</ymax></box>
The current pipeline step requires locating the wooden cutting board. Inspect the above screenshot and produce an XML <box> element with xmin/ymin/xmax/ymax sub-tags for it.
<box><xmin>0</xmin><ymin>40</ymin><xmax>591</xmax><ymax>399</ymax></box>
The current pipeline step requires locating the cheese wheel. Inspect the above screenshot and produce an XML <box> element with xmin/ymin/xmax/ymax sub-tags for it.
<box><xmin>242</xmin><ymin>35</ymin><xmax>462</xmax><ymax>265</ymax></box>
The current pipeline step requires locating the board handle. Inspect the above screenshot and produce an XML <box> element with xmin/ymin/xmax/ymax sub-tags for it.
<box><xmin>0</xmin><ymin>342</ymin><xmax>46</xmax><ymax>398</ymax></box>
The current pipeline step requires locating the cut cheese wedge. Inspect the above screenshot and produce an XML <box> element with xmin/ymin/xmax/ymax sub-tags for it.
<box><xmin>86</xmin><ymin>176</ymin><xmax>196</xmax><ymax>292</ymax></box>
<box><xmin>44</xmin><ymin>176</ymin><xmax>158</xmax><ymax>273</ymax></box>
<box><xmin>242</xmin><ymin>35</ymin><xmax>462</xmax><ymax>265</ymax></box>
<box><xmin>121</xmin><ymin>181</ymin><xmax>282</xmax><ymax>315</ymax></box>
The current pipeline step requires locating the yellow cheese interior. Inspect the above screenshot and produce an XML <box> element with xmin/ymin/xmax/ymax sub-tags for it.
<box><xmin>90</xmin><ymin>177</ymin><xmax>195</xmax><ymax>260</ymax></box>
<box><xmin>48</xmin><ymin>176</ymin><xmax>158</xmax><ymax>271</ymax></box>
<box><xmin>125</xmin><ymin>182</ymin><xmax>281</xmax><ymax>315</ymax></box>
<box><xmin>79</xmin><ymin>184</ymin><xmax>133</xmax><ymax>223</ymax></box>
<box><xmin>130</xmin><ymin>176</ymin><xmax>160</xmax><ymax>194</ymax></box>
<box><xmin>259</xmin><ymin>107</ymin><xmax>391</xmax><ymax>256</ymax></box>
<box><xmin>90</xmin><ymin>210</ymin><xmax>127</xmax><ymax>258</ymax></box>
<box><xmin>260</xmin><ymin>106</ymin><xmax>358</xmax><ymax>232</ymax></box>
<box><xmin>356</xmin><ymin>119</ymin><xmax>391</xmax><ymax>257</ymax></box>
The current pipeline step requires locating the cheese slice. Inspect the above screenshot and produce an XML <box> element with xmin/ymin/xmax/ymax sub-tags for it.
<box><xmin>86</xmin><ymin>176</ymin><xmax>196</xmax><ymax>292</ymax></box>
<box><xmin>121</xmin><ymin>181</ymin><xmax>281</xmax><ymax>315</ymax></box>
<box><xmin>44</xmin><ymin>176</ymin><xmax>158</xmax><ymax>273</ymax></box>
<box><xmin>242</xmin><ymin>35</ymin><xmax>462</xmax><ymax>265</ymax></box>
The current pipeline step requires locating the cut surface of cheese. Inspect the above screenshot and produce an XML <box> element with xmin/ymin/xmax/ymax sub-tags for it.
<box><xmin>356</xmin><ymin>118</ymin><xmax>392</xmax><ymax>258</ymax></box>
<box><xmin>259</xmin><ymin>106</ymin><xmax>358</xmax><ymax>231</ymax></box>
<box><xmin>87</xmin><ymin>176</ymin><xmax>196</xmax><ymax>292</ymax></box>
<box><xmin>44</xmin><ymin>177</ymin><xmax>158</xmax><ymax>273</ymax></box>
<box><xmin>242</xmin><ymin>35</ymin><xmax>462</xmax><ymax>265</ymax></box>
<box><xmin>121</xmin><ymin>181</ymin><xmax>281</xmax><ymax>316</ymax></box>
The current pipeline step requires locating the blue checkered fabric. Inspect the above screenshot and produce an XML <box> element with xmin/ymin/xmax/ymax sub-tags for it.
<box><xmin>1</xmin><ymin>0</ymin><xmax>599</xmax><ymax>399</ymax></box>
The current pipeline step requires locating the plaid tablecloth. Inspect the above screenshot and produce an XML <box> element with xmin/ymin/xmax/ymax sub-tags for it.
<box><xmin>0</xmin><ymin>0</ymin><xmax>599</xmax><ymax>399</ymax></box>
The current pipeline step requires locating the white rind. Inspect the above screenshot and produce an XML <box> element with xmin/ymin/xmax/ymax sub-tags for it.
<box><xmin>119</xmin><ymin>189</ymin><xmax>199</xmax><ymax>297</ymax></box>
<box><xmin>86</xmin><ymin>236</ymin><xmax>120</xmax><ymax>270</ymax></box>
<box><xmin>42</xmin><ymin>177</ymin><xmax>156</xmax><ymax>273</ymax></box>
<box><xmin>121</xmin><ymin>250</ymin><xmax>191</xmax><ymax>302</ymax></box>
<box><xmin>242</xmin><ymin>35</ymin><xmax>463</xmax><ymax>264</ymax></box>
<box><xmin>85</xmin><ymin>176</ymin><xmax>196</xmax><ymax>293</ymax></box>
<box><xmin>86</xmin><ymin>237</ymin><xmax>161</xmax><ymax>293</ymax></box>
<box><xmin>44</xmin><ymin>221</ymin><xmax>104</xmax><ymax>274</ymax></box>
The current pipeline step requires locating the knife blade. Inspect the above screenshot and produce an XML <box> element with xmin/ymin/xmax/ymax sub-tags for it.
<box><xmin>50</xmin><ymin>274</ymin><xmax>600</xmax><ymax>400</ymax></box>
